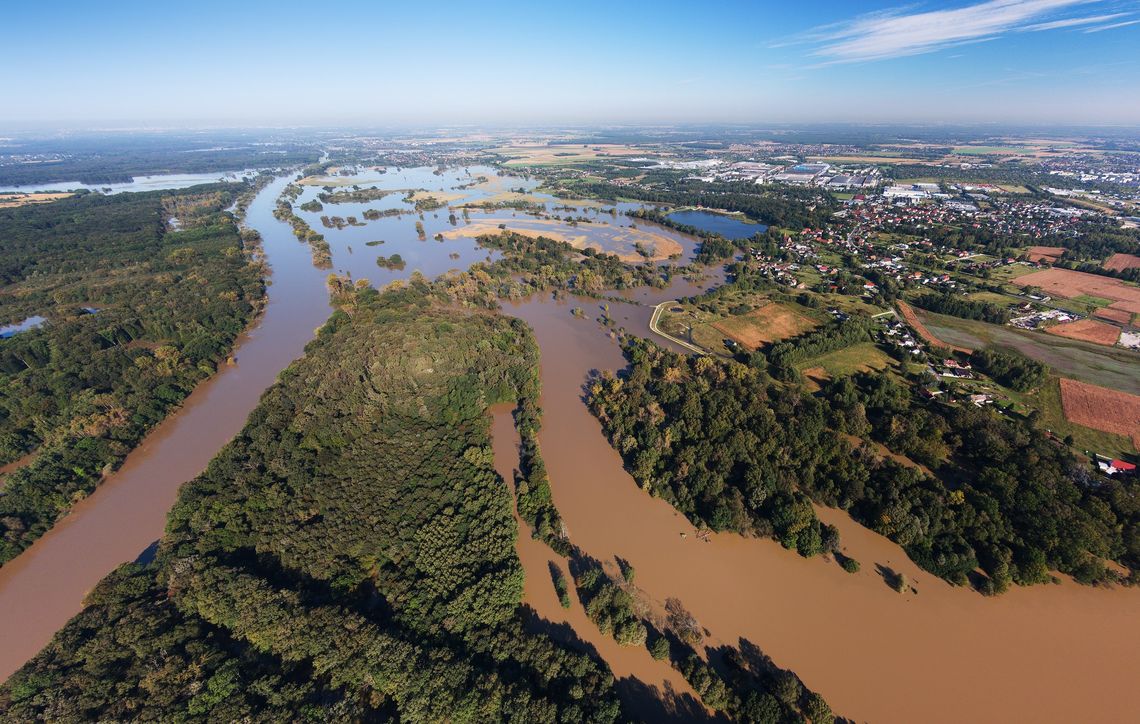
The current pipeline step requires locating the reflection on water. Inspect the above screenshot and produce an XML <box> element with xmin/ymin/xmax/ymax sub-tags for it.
<box><xmin>0</xmin><ymin>315</ymin><xmax>47</xmax><ymax>339</ymax></box>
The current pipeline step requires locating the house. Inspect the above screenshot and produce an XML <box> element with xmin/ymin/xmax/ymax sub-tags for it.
<box><xmin>1096</xmin><ymin>457</ymin><xmax>1137</xmax><ymax>476</ymax></box>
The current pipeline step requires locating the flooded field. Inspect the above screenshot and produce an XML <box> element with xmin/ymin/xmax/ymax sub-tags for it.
<box><xmin>290</xmin><ymin>165</ymin><xmax>700</xmax><ymax>276</ymax></box>
<box><xmin>501</xmin><ymin>291</ymin><xmax>1140</xmax><ymax>724</ymax></box>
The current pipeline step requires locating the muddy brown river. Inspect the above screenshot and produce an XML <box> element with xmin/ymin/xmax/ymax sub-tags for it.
<box><xmin>499</xmin><ymin>291</ymin><xmax>1140</xmax><ymax>724</ymax></box>
<box><xmin>1</xmin><ymin>172</ymin><xmax>1137</xmax><ymax>723</ymax></box>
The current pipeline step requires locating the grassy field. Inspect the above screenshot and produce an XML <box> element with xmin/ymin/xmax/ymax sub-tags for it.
<box><xmin>1070</xmin><ymin>294</ymin><xmax>1114</xmax><ymax>308</ymax></box>
<box><xmin>798</xmin><ymin>342</ymin><xmax>893</xmax><ymax>380</ymax></box>
<box><xmin>913</xmin><ymin>308</ymin><xmax>1140</xmax><ymax>395</ymax></box>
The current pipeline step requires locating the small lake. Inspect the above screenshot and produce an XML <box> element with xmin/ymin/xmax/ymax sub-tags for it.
<box><xmin>665</xmin><ymin>210</ymin><xmax>766</xmax><ymax>241</ymax></box>
<box><xmin>0</xmin><ymin>316</ymin><xmax>46</xmax><ymax>339</ymax></box>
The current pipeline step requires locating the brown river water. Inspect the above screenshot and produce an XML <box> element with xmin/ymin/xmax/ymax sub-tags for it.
<box><xmin>499</xmin><ymin>292</ymin><xmax>1140</xmax><ymax>724</ymax></box>
<box><xmin>1</xmin><ymin>171</ymin><xmax>1137</xmax><ymax>724</ymax></box>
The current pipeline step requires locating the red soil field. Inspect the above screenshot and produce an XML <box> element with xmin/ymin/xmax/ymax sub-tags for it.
<box><xmin>1026</xmin><ymin>245</ymin><xmax>1064</xmax><ymax>263</ymax></box>
<box><xmin>1013</xmin><ymin>268</ymin><xmax>1140</xmax><ymax>314</ymax></box>
<box><xmin>1059</xmin><ymin>378</ymin><xmax>1140</xmax><ymax>450</ymax></box>
<box><xmin>1045</xmin><ymin>319</ymin><xmax>1121</xmax><ymax>346</ymax></box>
<box><xmin>1104</xmin><ymin>253</ymin><xmax>1140</xmax><ymax>272</ymax></box>
<box><xmin>1093</xmin><ymin>307</ymin><xmax>1134</xmax><ymax>325</ymax></box>
<box><xmin>896</xmin><ymin>301</ymin><xmax>973</xmax><ymax>354</ymax></box>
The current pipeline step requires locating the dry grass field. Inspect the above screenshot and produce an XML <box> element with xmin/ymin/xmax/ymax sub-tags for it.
<box><xmin>711</xmin><ymin>302</ymin><xmax>817</xmax><ymax>350</ymax></box>
<box><xmin>0</xmin><ymin>192</ymin><xmax>73</xmax><ymax>208</ymax></box>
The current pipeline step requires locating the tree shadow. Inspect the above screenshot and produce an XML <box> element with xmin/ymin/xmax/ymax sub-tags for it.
<box><xmin>875</xmin><ymin>563</ymin><xmax>912</xmax><ymax>593</ymax></box>
<box><xmin>614</xmin><ymin>675</ymin><xmax>719</xmax><ymax>723</ymax></box>
<box><xmin>134</xmin><ymin>539</ymin><xmax>160</xmax><ymax>564</ymax></box>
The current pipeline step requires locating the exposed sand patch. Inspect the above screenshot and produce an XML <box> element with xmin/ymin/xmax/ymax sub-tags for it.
<box><xmin>442</xmin><ymin>219</ymin><xmax>682</xmax><ymax>262</ymax></box>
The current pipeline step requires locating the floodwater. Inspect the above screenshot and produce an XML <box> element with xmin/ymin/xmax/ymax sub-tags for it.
<box><xmin>3</xmin><ymin>164</ymin><xmax>1137</xmax><ymax>723</ymax></box>
<box><xmin>500</xmin><ymin>291</ymin><xmax>1140</xmax><ymax>724</ymax></box>
<box><xmin>489</xmin><ymin>404</ymin><xmax>709</xmax><ymax>722</ymax></box>
<box><xmin>291</xmin><ymin>166</ymin><xmax>701</xmax><ymax>276</ymax></box>
<box><xmin>0</xmin><ymin>170</ymin><xmax>259</xmax><ymax>194</ymax></box>
<box><xmin>0</xmin><ymin>165</ymin><xmax>687</xmax><ymax>683</ymax></box>
<box><xmin>666</xmin><ymin>210</ymin><xmax>768</xmax><ymax>240</ymax></box>
<box><xmin>0</xmin><ymin>175</ymin><xmax>332</xmax><ymax>682</ymax></box>
<box><xmin>0</xmin><ymin>315</ymin><xmax>47</xmax><ymax>339</ymax></box>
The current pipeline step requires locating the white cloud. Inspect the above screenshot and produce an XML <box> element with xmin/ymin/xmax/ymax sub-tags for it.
<box><xmin>1022</xmin><ymin>12</ymin><xmax>1128</xmax><ymax>30</ymax></box>
<box><xmin>1083</xmin><ymin>18</ymin><xmax>1140</xmax><ymax>30</ymax></box>
<box><xmin>802</xmin><ymin>0</ymin><xmax>1113</xmax><ymax>63</ymax></box>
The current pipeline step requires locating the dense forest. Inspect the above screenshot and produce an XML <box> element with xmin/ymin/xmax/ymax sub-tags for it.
<box><xmin>0</xmin><ymin>185</ymin><xmax>263</xmax><ymax>564</ymax></box>
<box><xmin>589</xmin><ymin>338</ymin><xmax>1137</xmax><ymax>592</ymax></box>
<box><xmin>0</xmin><ymin>288</ymin><xmax>623</xmax><ymax>721</ymax></box>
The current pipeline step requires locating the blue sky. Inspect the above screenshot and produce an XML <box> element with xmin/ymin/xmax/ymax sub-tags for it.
<box><xmin>2</xmin><ymin>0</ymin><xmax>1138</xmax><ymax>127</ymax></box>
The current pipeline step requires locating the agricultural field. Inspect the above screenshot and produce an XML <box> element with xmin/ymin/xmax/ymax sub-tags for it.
<box><xmin>712</xmin><ymin>302</ymin><xmax>818</xmax><ymax>350</ymax></box>
<box><xmin>952</xmin><ymin>145</ymin><xmax>1025</xmax><ymax>155</ymax></box>
<box><xmin>1003</xmin><ymin>377</ymin><xmax>1137</xmax><ymax>459</ymax></box>
<box><xmin>1058</xmin><ymin>378</ymin><xmax>1140</xmax><ymax>451</ymax></box>
<box><xmin>1104</xmin><ymin>253</ymin><xmax>1140</xmax><ymax>272</ymax></box>
<box><xmin>1044</xmin><ymin>319</ymin><xmax>1121</xmax><ymax>346</ymax></box>
<box><xmin>489</xmin><ymin>144</ymin><xmax>649</xmax><ymax>167</ymax></box>
<box><xmin>1013</xmin><ymin>267</ymin><xmax>1140</xmax><ymax>315</ymax></box>
<box><xmin>1026</xmin><ymin>245</ymin><xmax>1064</xmax><ymax>263</ymax></box>
<box><xmin>1093</xmin><ymin>307</ymin><xmax>1135</xmax><ymax>325</ymax></box>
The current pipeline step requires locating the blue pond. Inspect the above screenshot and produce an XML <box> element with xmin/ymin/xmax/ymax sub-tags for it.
<box><xmin>666</xmin><ymin>210</ymin><xmax>767</xmax><ymax>241</ymax></box>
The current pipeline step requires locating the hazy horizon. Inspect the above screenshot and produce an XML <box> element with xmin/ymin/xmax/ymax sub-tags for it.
<box><xmin>3</xmin><ymin>0</ymin><xmax>1140</xmax><ymax>127</ymax></box>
